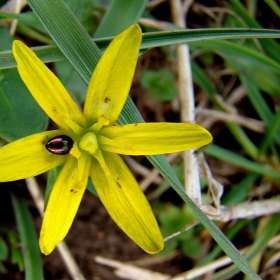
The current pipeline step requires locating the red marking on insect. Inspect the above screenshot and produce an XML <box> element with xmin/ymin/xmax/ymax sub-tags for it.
<box><xmin>45</xmin><ymin>135</ymin><xmax>73</xmax><ymax>155</ymax></box>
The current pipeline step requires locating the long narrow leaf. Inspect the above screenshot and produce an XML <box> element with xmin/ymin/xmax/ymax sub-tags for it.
<box><xmin>11</xmin><ymin>194</ymin><xmax>44</xmax><ymax>280</ymax></box>
<box><xmin>228</xmin><ymin>0</ymin><xmax>280</xmax><ymax>63</ymax></box>
<box><xmin>205</xmin><ymin>144</ymin><xmax>280</xmax><ymax>181</ymax></box>
<box><xmin>192</xmin><ymin>61</ymin><xmax>258</xmax><ymax>158</ymax></box>
<box><xmin>2</xmin><ymin>28</ymin><xmax>280</xmax><ymax>70</ymax></box>
<box><xmin>213</xmin><ymin>213</ymin><xmax>280</xmax><ymax>280</ymax></box>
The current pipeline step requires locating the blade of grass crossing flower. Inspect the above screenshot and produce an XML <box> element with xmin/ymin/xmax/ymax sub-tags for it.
<box><xmin>11</xmin><ymin>194</ymin><xmax>44</xmax><ymax>280</ymax></box>
<box><xmin>94</xmin><ymin>0</ymin><xmax>148</xmax><ymax>38</ymax></box>
<box><xmin>0</xmin><ymin>130</ymin><xmax>67</xmax><ymax>182</ymax></box>
<box><xmin>2</xmin><ymin>28</ymin><xmax>280</xmax><ymax>71</ymax></box>
<box><xmin>99</xmin><ymin>123</ymin><xmax>212</xmax><ymax>155</ymax></box>
<box><xmin>90</xmin><ymin>151</ymin><xmax>163</xmax><ymax>253</ymax></box>
<box><xmin>27</xmin><ymin>0</ymin><xmax>262</xmax><ymax>277</ymax></box>
<box><xmin>13</xmin><ymin>41</ymin><xmax>87</xmax><ymax>133</ymax></box>
<box><xmin>84</xmin><ymin>25</ymin><xmax>141</xmax><ymax>125</ymax></box>
<box><xmin>39</xmin><ymin>155</ymin><xmax>91</xmax><ymax>255</ymax></box>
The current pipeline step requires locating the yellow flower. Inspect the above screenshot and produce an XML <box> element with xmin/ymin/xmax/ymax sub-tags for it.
<box><xmin>0</xmin><ymin>25</ymin><xmax>212</xmax><ymax>255</ymax></box>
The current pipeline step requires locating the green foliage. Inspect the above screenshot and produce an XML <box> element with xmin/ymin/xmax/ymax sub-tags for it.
<box><xmin>0</xmin><ymin>236</ymin><xmax>8</xmax><ymax>259</ymax></box>
<box><xmin>11</xmin><ymin>194</ymin><xmax>44</xmax><ymax>280</ymax></box>
<box><xmin>0</xmin><ymin>26</ymin><xmax>48</xmax><ymax>142</ymax></box>
<box><xmin>157</xmin><ymin>204</ymin><xmax>201</xmax><ymax>259</ymax></box>
<box><xmin>0</xmin><ymin>68</ymin><xmax>49</xmax><ymax>141</ymax></box>
<box><xmin>55</xmin><ymin>60</ymin><xmax>88</xmax><ymax>103</ymax></box>
<box><xmin>0</xmin><ymin>227</ymin><xmax>24</xmax><ymax>274</ymax></box>
<box><xmin>140</xmin><ymin>68</ymin><xmax>178</xmax><ymax>101</ymax></box>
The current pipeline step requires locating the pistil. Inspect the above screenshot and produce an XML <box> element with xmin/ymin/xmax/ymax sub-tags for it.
<box><xmin>79</xmin><ymin>132</ymin><xmax>99</xmax><ymax>155</ymax></box>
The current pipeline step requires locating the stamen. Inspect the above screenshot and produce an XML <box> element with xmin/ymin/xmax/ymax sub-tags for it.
<box><xmin>93</xmin><ymin>149</ymin><xmax>110</xmax><ymax>176</ymax></box>
<box><xmin>70</xmin><ymin>142</ymin><xmax>81</xmax><ymax>159</ymax></box>
<box><xmin>76</xmin><ymin>152</ymin><xmax>89</xmax><ymax>182</ymax></box>
<box><xmin>89</xmin><ymin>117</ymin><xmax>110</xmax><ymax>133</ymax></box>
<box><xmin>98</xmin><ymin>116</ymin><xmax>110</xmax><ymax>126</ymax></box>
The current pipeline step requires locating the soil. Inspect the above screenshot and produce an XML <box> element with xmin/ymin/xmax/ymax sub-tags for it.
<box><xmin>1</xmin><ymin>178</ymin><xmax>187</xmax><ymax>280</ymax></box>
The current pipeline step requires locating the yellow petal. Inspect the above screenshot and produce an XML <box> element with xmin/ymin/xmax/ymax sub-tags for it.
<box><xmin>99</xmin><ymin>123</ymin><xmax>212</xmax><ymax>155</ymax></box>
<box><xmin>84</xmin><ymin>24</ymin><xmax>141</xmax><ymax>125</ymax></box>
<box><xmin>39</xmin><ymin>154</ymin><xmax>91</xmax><ymax>255</ymax></box>
<box><xmin>12</xmin><ymin>41</ymin><xmax>87</xmax><ymax>133</ymax></box>
<box><xmin>0</xmin><ymin>130</ymin><xmax>68</xmax><ymax>182</ymax></box>
<box><xmin>90</xmin><ymin>151</ymin><xmax>163</xmax><ymax>253</ymax></box>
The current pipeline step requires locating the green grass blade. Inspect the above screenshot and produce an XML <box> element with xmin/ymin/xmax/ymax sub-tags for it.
<box><xmin>192</xmin><ymin>61</ymin><xmax>259</xmax><ymax>158</ymax></box>
<box><xmin>147</xmin><ymin>154</ymin><xmax>261</xmax><ymax>280</ymax></box>
<box><xmin>205</xmin><ymin>144</ymin><xmax>280</xmax><ymax>181</ymax></box>
<box><xmin>213</xmin><ymin>213</ymin><xmax>280</xmax><ymax>280</ymax></box>
<box><xmin>259</xmin><ymin>108</ymin><xmax>280</xmax><ymax>155</ymax></box>
<box><xmin>16</xmin><ymin>23</ymin><xmax>52</xmax><ymax>44</ymax></box>
<box><xmin>264</xmin><ymin>0</ymin><xmax>280</xmax><ymax>17</ymax></box>
<box><xmin>94</xmin><ymin>0</ymin><xmax>148</xmax><ymax>37</ymax></box>
<box><xmin>0</xmin><ymin>11</ymin><xmax>46</xmax><ymax>33</ymax></box>
<box><xmin>221</xmin><ymin>173</ymin><xmax>259</xmax><ymax>206</ymax></box>
<box><xmin>199</xmin><ymin>219</ymin><xmax>249</xmax><ymax>266</ymax></box>
<box><xmin>2</xmin><ymin>28</ymin><xmax>280</xmax><ymax>70</ymax></box>
<box><xmin>226</xmin><ymin>123</ymin><xmax>258</xmax><ymax>159</ymax></box>
<box><xmin>228</xmin><ymin>0</ymin><xmax>280</xmax><ymax>63</ymax></box>
<box><xmin>191</xmin><ymin>60</ymin><xmax>218</xmax><ymax>104</ymax></box>
<box><xmin>193</xmin><ymin>40</ymin><xmax>280</xmax><ymax>97</ymax></box>
<box><xmin>240</xmin><ymin>75</ymin><xmax>274</xmax><ymax>124</ymax></box>
<box><xmin>11</xmin><ymin>194</ymin><xmax>44</xmax><ymax>280</ymax></box>
<box><xmin>240</xmin><ymin>75</ymin><xmax>280</xmax><ymax>146</ymax></box>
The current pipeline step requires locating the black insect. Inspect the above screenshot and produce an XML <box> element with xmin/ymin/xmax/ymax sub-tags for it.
<box><xmin>45</xmin><ymin>135</ymin><xmax>73</xmax><ymax>155</ymax></box>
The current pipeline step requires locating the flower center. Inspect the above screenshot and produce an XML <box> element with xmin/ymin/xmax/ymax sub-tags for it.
<box><xmin>79</xmin><ymin>132</ymin><xmax>99</xmax><ymax>155</ymax></box>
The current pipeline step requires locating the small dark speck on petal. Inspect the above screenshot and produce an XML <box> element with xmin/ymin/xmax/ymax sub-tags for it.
<box><xmin>116</xmin><ymin>182</ymin><xmax>122</xmax><ymax>188</ymax></box>
<box><xmin>105</xmin><ymin>97</ymin><xmax>111</xmax><ymax>103</ymax></box>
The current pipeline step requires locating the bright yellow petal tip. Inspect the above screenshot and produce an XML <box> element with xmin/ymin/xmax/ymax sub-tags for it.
<box><xmin>84</xmin><ymin>24</ymin><xmax>142</xmax><ymax>125</ymax></box>
<box><xmin>12</xmin><ymin>40</ymin><xmax>87</xmax><ymax>133</ymax></box>
<box><xmin>99</xmin><ymin>123</ymin><xmax>212</xmax><ymax>155</ymax></box>
<box><xmin>90</xmin><ymin>152</ymin><xmax>164</xmax><ymax>254</ymax></box>
<box><xmin>39</xmin><ymin>156</ymin><xmax>90</xmax><ymax>255</ymax></box>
